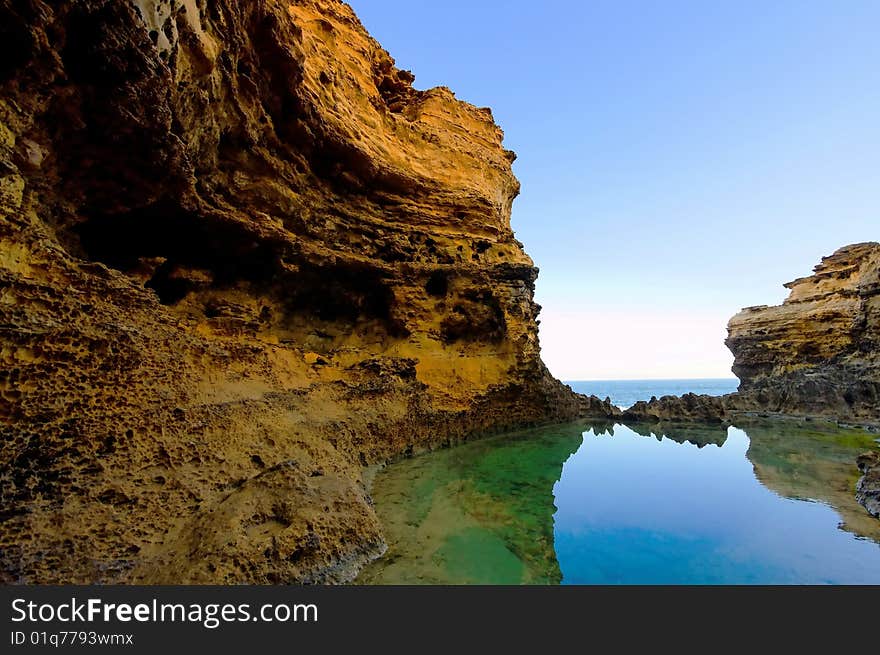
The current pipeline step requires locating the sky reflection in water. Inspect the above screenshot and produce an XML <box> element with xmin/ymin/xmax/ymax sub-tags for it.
<box><xmin>359</xmin><ymin>421</ymin><xmax>880</xmax><ymax>585</ymax></box>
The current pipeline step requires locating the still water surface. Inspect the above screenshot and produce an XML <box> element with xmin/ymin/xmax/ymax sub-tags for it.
<box><xmin>358</xmin><ymin>420</ymin><xmax>880</xmax><ymax>584</ymax></box>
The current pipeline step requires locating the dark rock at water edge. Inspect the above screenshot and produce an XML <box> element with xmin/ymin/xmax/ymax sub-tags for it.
<box><xmin>621</xmin><ymin>393</ymin><xmax>729</xmax><ymax>424</ymax></box>
<box><xmin>857</xmin><ymin>452</ymin><xmax>880</xmax><ymax>519</ymax></box>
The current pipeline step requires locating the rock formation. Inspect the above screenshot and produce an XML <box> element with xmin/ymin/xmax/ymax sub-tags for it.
<box><xmin>0</xmin><ymin>0</ymin><xmax>615</xmax><ymax>583</ymax></box>
<box><xmin>624</xmin><ymin>243</ymin><xmax>880</xmax><ymax>428</ymax></box>
<box><xmin>727</xmin><ymin>242</ymin><xmax>880</xmax><ymax>422</ymax></box>
<box><xmin>619</xmin><ymin>244</ymin><xmax>880</xmax><ymax>521</ymax></box>
<box><xmin>857</xmin><ymin>451</ymin><xmax>880</xmax><ymax>519</ymax></box>
<box><xmin>622</xmin><ymin>393</ymin><xmax>728</xmax><ymax>424</ymax></box>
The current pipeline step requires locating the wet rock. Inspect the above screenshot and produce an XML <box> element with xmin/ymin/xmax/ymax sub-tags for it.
<box><xmin>621</xmin><ymin>393</ymin><xmax>729</xmax><ymax>424</ymax></box>
<box><xmin>578</xmin><ymin>393</ymin><xmax>622</xmax><ymax>419</ymax></box>
<box><xmin>857</xmin><ymin>451</ymin><xmax>880</xmax><ymax>519</ymax></box>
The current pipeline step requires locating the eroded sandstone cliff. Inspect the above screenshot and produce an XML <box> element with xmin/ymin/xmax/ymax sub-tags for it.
<box><xmin>0</xmin><ymin>0</ymin><xmax>614</xmax><ymax>583</ymax></box>
<box><xmin>624</xmin><ymin>243</ymin><xmax>880</xmax><ymax>428</ymax></box>
<box><xmin>726</xmin><ymin>242</ymin><xmax>880</xmax><ymax>422</ymax></box>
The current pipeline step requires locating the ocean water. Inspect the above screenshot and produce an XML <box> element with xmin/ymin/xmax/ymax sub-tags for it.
<box><xmin>358</xmin><ymin>417</ymin><xmax>880</xmax><ymax>585</ymax></box>
<box><xmin>567</xmin><ymin>379</ymin><xmax>739</xmax><ymax>410</ymax></box>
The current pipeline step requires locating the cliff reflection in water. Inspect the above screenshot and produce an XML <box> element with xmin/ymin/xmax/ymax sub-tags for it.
<box><xmin>357</xmin><ymin>424</ymin><xmax>586</xmax><ymax>584</ymax></box>
<box><xmin>742</xmin><ymin>420</ymin><xmax>880</xmax><ymax>543</ymax></box>
<box><xmin>625</xmin><ymin>421</ymin><xmax>730</xmax><ymax>449</ymax></box>
<box><xmin>360</xmin><ymin>419</ymin><xmax>880</xmax><ymax>585</ymax></box>
<box><xmin>629</xmin><ymin>419</ymin><xmax>880</xmax><ymax>542</ymax></box>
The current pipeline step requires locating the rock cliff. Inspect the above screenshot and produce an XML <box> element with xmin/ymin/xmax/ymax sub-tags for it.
<box><xmin>0</xmin><ymin>0</ymin><xmax>614</xmax><ymax>583</ymax></box>
<box><xmin>726</xmin><ymin>242</ymin><xmax>880</xmax><ymax>422</ymax></box>
<box><xmin>624</xmin><ymin>243</ymin><xmax>880</xmax><ymax>428</ymax></box>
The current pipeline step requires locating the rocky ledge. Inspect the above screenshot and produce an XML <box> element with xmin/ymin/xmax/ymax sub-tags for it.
<box><xmin>0</xmin><ymin>0</ymin><xmax>615</xmax><ymax>584</ymax></box>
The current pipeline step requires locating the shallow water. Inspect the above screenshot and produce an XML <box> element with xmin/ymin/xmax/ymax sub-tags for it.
<box><xmin>357</xmin><ymin>420</ymin><xmax>880</xmax><ymax>584</ymax></box>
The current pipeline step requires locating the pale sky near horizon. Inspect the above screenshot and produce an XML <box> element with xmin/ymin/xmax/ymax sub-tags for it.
<box><xmin>348</xmin><ymin>1</ymin><xmax>879</xmax><ymax>380</ymax></box>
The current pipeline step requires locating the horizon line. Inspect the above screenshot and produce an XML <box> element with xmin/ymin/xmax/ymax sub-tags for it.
<box><xmin>563</xmin><ymin>377</ymin><xmax>739</xmax><ymax>383</ymax></box>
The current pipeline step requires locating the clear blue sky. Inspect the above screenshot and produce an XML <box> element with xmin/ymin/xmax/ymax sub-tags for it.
<box><xmin>348</xmin><ymin>0</ymin><xmax>879</xmax><ymax>380</ymax></box>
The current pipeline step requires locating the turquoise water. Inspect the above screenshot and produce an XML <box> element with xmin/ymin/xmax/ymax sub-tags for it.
<box><xmin>567</xmin><ymin>379</ymin><xmax>739</xmax><ymax>409</ymax></box>
<box><xmin>556</xmin><ymin>423</ymin><xmax>880</xmax><ymax>584</ymax></box>
<box><xmin>359</xmin><ymin>419</ymin><xmax>880</xmax><ymax>585</ymax></box>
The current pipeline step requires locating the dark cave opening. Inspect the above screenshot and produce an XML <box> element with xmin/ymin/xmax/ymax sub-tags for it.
<box><xmin>283</xmin><ymin>263</ymin><xmax>408</xmax><ymax>337</ymax></box>
<box><xmin>75</xmin><ymin>200</ymin><xmax>282</xmax><ymax>304</ymax></box>
<box><xmin>74</xmin><ymin>201</ymin><xmax>409</xmax><ymax>336</ymax></box>
<box><xmin>440</xmin><ymin>290</ymin><xmax>506</xmax><ymax>344</ymax></box>
<box><xmin>425</xmin><ymin>270</ymin><xmax>450</xmax><ymax>298</ymax></box>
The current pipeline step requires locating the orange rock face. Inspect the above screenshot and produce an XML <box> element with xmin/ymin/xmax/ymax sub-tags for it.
<box><xmin>726</xmin><ymin>242</ymin><xmax>880</xmax><ymax>421</ymax></box>
<box><xmin>0</xmin><ymin>0</ymin><xmax>616</xmax><ymax>583</ymax></box>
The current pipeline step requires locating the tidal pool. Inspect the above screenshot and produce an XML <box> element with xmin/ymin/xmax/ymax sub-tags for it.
<box><xmin>357</xmin><ymin>420</ymin><xmax>880</xmax><ymax>584</ymax></box>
